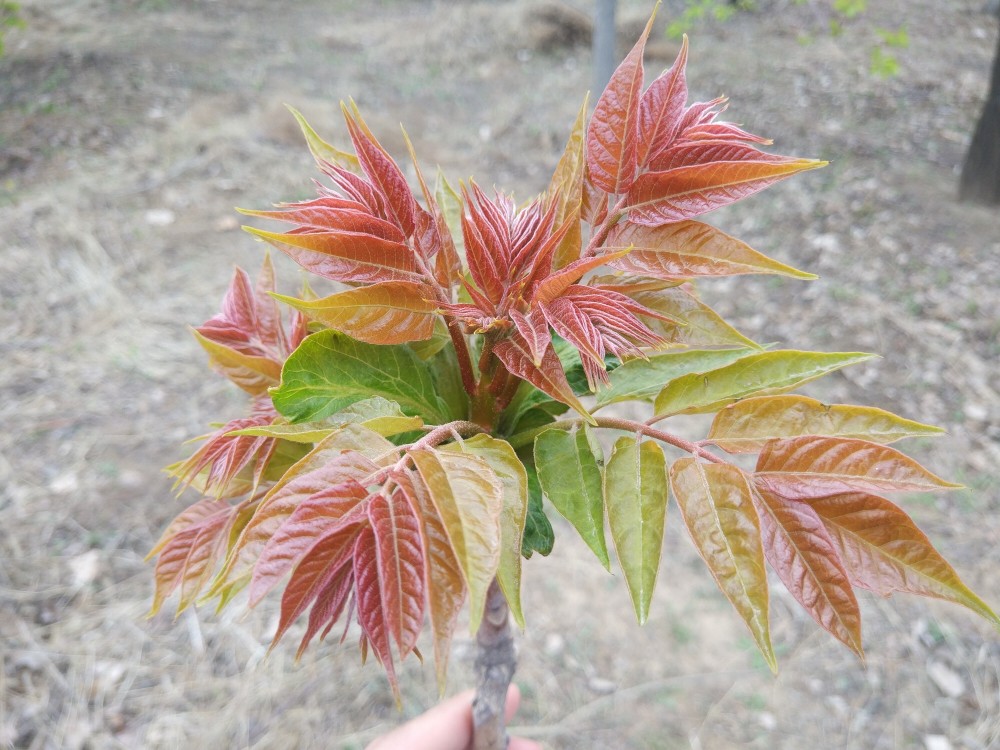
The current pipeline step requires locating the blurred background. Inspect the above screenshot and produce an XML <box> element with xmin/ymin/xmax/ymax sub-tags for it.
<box><xmin>1</xmin><ymin>1</ymin><xmax>998</xmax><ymax>748</ymax></box>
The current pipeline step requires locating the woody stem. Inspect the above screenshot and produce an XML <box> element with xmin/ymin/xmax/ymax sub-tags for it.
<box><xmin>472</xmin><ymin>578</ymin><xmax>515</xmax><ymax>750</ymax></box>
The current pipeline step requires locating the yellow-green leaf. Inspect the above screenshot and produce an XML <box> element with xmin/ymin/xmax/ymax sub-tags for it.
<box><xmin>595</xmin><ymin>347</ymin><xmax>753</xmax><ymax>408</ymax></box>
<box><xmin>410</xmin><ymin>449</ymin><xmax>503</xmax><ymax>634</ymax></box>
<box><xmin>228</xmin><ymin>397</ymin><xmax>423</xmax><ymax>441</ymax></box>
<box><xmin>707</xmin><ymin>394</ymin><xmax>945</xmax><ymax>453</ymax></box>
<box><xmin>605</xmin><ymin>436</ymin><xmax>668</xmax><ymax>624</ymax></box>
<box><xmin>669</xmin><ymin>459</ymin><xmax>775</xmax><ymax>671</ymax></box>
<box><xmin>286</xmin><ymin>105</ymin><xmax>360</xmax><ymax>170</ymax></box>
<box><xmin>272</xmin><ymin>282</ymin><xmax>438</xmax><ymax>345</ymax></box>
<box><xmin>629</xmin><ymin>287</ymin><xmax>760</xmax><ymax>349</ymax></box>
<box><xmin>547</xmin><ymin>95</ymin><xmax>588</xmax><ymax>269</ymax></box>
<box><xmin>654</xmin><ymin>350</ymin><xmax>876</xmax><ymax>417</ymax></box>
<box><xmin>534</xmin><ymin>426</ymin><xmax>610</xmax><ymax>570</ymax></box>
<box><xmin>191</xmin><ymin>329</ymin><xmax>281</xmax><ymax>396</ymax></box>
<box><xmin>441</xmin><ymin>435</ymin><xmax>528</xmax><ymax>629</ymax></box>
<box><xmin>607</xmin><ymin>220</ymin><xmax>816</xmax><ymax>280</ymax></box>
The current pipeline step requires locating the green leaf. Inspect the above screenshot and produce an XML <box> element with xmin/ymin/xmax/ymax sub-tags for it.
<box><xmin>605</xmin><ymin>436</ymin><xmax>668</xmax><ymax>624</ymax></box>
<box><xmin>271</xmin><ymin>330</ymin><xmax>450</xmax><ymax>424</ymax></box>
<box><xmin>707</xmin><ymin>394</ymin><xmax>944</xmax><ymax>453</ymax></box>
<box><xmin>654</xmin><ymin>350</ymin><xmax>876</xmax><ymax>417</ymax></box>
<box><xmin>442</xmin><ymin>435</ymin><xmax>528</xmax><ymax>628</ymax></box>
<box><xmin>407</xmin><ymin>318</ymin><xmax>451</xmax><ymax>361</ymax></box>
<box><xmin>425</xmin><ymin>342</ymin><xmax>470</xmax><ymax>421</ymax></box>
<box><xmin>522</xmin><ymin>461</ymin><xmax>555</xmax><ymax>558</ymax></box>
<box><xmin>534</xmin><ymin>426</ymin><xmax>610</xmax><ymax>570</ymax></box>
<box><xmin>596</xmin><ymin>347</ymin><xmax>753</xmax><ymax>408</ymax></box>
<box><xmin>669</xmin><ymin>459</ymin><xmax>775</xmax><ymax>671</ymax></box>
<box><xmin>410</xmin><ymin>449</ymin><xmax>503</xmax><ymax>634</ymax></box>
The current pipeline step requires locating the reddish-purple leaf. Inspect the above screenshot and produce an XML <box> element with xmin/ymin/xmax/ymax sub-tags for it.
<box><xmin>369</xmin><ymin>491</ymin><xmax>425</xmax><ymax>657</ymax></box>
<box><xmin>626</xmin><ymin>158</ymin><xmax>826</xmax><ymax>226</ymax></box>
<box><xmin>494</xmin><ymin>334</ymin><xmax>593</xmax><ymax>421</ymax></box>
<box><xmin>607</xmin><ymin>220</ymin><xmax>814</xmax><ymax>280</ymax></box>
<box><xmin>810</xmin><ymin>492</ymin><xmax>1000</xmax><ymax>627</ymax></box>
<box><xmin>249</xmin><ymin>482</ymin><xmax>368</xmax><ymax>607</ymax></box>
<box><xmin>752</xmin><ymin>487</ymin><xmax>863</xmax><ymax>657</ymax></box>
<box><xmin>240</xmin><ymin>199</ymin><xmax>406</xmax><ymax>243</ymax></box>
<box><xmin>586</xmin><ymin>10</ymin><xmax>655</xmax><ymax>194</ymax></box>
<box><xmin>297</xmin><ymin>563</ymin><xmax>354</xmax><ymax>659</ymax></box>
<box><xmin>273</xmin><ymin>521</ymin><xmax>365</xmax><ymax>649</ymax></box>
<box><xmin>532</xmin><ymin>249</ymin><xmax>629</xmax><ymax>305</ymax></box>
<box><xmin>245</xmin><ymin>226</ymin><xmax>421</xmax><ymax>285</ymax></box>
<box><xmin>353</xmin><ymin>525</ymin><xmax>400</xmax><ymax>700</ymax></box>
<box><xmin>755</xmin><ymin>436</ymin><xmax>962</xmax><ymax>498</ymax></box>
<box><xmin>541</xmin><ymin>285</ymin><xmax>666</xmax><ymax>388</ymax></box>
<box><xmin>638</xmin><ymin>34</ymin><xmax>689</xmax><ymax>166</ymax></box>
<box><xmin>648</xmin><ymin>140</ymin><xmax>794</xmax><ymax>172</ymax></box>
<box><xmin>342</xmin><ymin>104</ymin><xmax>416</xmax><ymax>237</ymax></box>
<box><xmin>509</xmin><ymin>309</ymin><xmax>551</xmax><ymax>366</ymax></box>
<box><xmin>215</xmin><ymin>450</ymin><xmax>378</xmax><ymax>595</ymax></box>
<box><xmin>150</xmin><ymin>504</ymin><xmax>234</xmax><ymax>615</ymax></box>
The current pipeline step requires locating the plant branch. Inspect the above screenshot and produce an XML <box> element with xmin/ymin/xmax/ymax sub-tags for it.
<box><xmin>472</xmin><ymin>578</ymin><xmax>516</xmax><ymax>750</ymax></box>
<box><xmin>507</xmin><ymin>415</ymin><xmax>725</xmax><ymax>463</ymax></box>
<box><xmin>582</xmin><ymin>194</ymin><xmax>629</xmax><ymax>257</ymax></box>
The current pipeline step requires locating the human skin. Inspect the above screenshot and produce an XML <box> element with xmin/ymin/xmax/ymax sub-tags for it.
<box><xmin>366</xmin><ymin>685</ymin><xmax>542</xmax><ymax>750</ymax></box>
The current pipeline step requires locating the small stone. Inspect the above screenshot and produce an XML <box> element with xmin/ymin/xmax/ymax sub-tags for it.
<box><xmin>587</xmin><ymin>677</ymin><xmax>616</xmax><ymax>695</ymax></box>
<box><xmin>964</xmin><ymin>402</ymin><xmax>988</xmax><ymax>422</ymax></box>
<box><xmin>923</xmin><ymin>736</ymin><xmax>953</xmax><ymax>750</ymax></box>
<box><xmin>49</xmin><ymin>472</ymin><xmax>79</xmax><ymax>494</ymax></box>
<box><xmin>927</xmin><ymin>661</ymin><xmax>965</xmax><ymax>698</ymax></box>
<box><xmin>214</xmin><ymin>215</ymin><xmax>239</xmax><ymax>232</ymax></box>
<box><xmin>757</xmin><ymin>712</ymin><xmax>777</xmax><ymax>731</ymax></box>
<box><xmin>543</xmin><ymin>632</ymin><xmax>564</xmax><ymax>658</ymax></box>
<box><xmin>144</xmin><ymin>208</ymin><xmax>176</xmax><ymax>227</ymax></box>
<box><xmin>69</xmin><ymin>549</ymin><xmax>101</xmax><ymax>589</ymax></box>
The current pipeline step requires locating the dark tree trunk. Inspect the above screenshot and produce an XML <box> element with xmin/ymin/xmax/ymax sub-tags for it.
<box><xmin>959</xmin><ymin>21</ymin><xmax>1000</xmax><ymax>205</ymax></box>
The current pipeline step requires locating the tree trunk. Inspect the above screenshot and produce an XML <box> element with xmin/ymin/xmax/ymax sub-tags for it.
<box><xmin>959</xmin><ymin>20</ymin><xmax>1000</xmax><ymax>205</ymax></box>
<box><xmin>472</xmin><ymin>579</ymin><xmax>516</xmax><ymax>750</ymax></box>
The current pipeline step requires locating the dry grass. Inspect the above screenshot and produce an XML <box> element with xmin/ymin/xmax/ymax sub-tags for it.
<box><xmin>2</xmin><ymin>0</ymin><xmax>998</xmax><ymax>748</ymax></box>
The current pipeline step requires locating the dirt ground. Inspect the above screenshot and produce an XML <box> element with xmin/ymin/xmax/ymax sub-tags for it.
<box><xmin>2</xmin><ymin>0</ymin><xmax>999</xmax><ymax>748</ymax></box>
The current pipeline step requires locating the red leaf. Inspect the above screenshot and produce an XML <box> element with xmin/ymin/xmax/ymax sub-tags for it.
<box><xmin>342</xmin><ymin>104</ymin><xmax>416</xmax><ymax>237</ymax></box>
<box><xmin>353</xmin><ymin>525</ymin><xmax>400</xmax><ymax>700</ymax></box>
<box><xmin>150</xmin><ymin>503</ymin><xmax>235</xmax><ymax>615</ymax></box>
<box><xmin>810</xmin><ymin>492</ymin><xmax>1000</xmax><ymax>626</ymax></box>
<box><xmin>249</xmin><ymin>482</ymin><xmax>368</xmax><ymax>607</ymax></box>
<box><xmin>461</xmin><ymin>184</ymin><xmax>509</xmax><ymax>305</ymax></box>
<box><xmin>215</xmin><ymin>450</ymin><xmax>378</xmax><ymax>594</ymax></box>
<box><xmin>494</xmin><ymin>334</ymin><xmax>593</xmax><ymax>421</ymax></box>
<box><xmin>368</xmin><ymin>490</ymin><xmax>426</xmax><ymax>657</ymax></box>
<box><xmin>626</xmin><ymin>158</ymin><xmax>825</xmax><ymax>226</ymax></box>
<box><xmin>755</xmin><ymin>436</ymin><xmax>962</xmax><ymax>498</ymax></box>
<box><xmin>297</xmin><ymin>563</ymin><xmax>354</xmax><ymax>659</ymax></box>
<box><xmin>395</xmin><ymin>468</ymin><xmax>465</xmax><ymax>693</ymax></box>
<box><xmin>240</xmin><ymin>198</ymin><xmax>406</xmax><ymax>243</ymax></box>
<box><xmin>648</xmin><ymin>140</ymin><xmax>795</xmax><ymax>172</ymax></box>
<box><xmin>509</xmin><ymin>309</ymin><xmax>551</xmax><ymax>366</ymax></box>
<box><xmin>638</xmin><ymin>35</ymin><xmax>689</xmax><ymax>167</ymax></box>
<box><xmin>680</xmin><ymin>121</ymin><xmax>771</xmax><ymax>144</ymax></box>
<box><xmin>752</xmin><ymin>487</ymin><xmax>863</xmax><ymax>657</ymax></box>
<box><xmin>586</xmin><ymin>10</ymin><xmax>655</xmax><ymax>194</ymax></box>
<box><xmin>532</xmin><ymin>250</ymin><xmax>628</xmax><ymax>305</ymax></box>
<box><xmin>273</xmin><ymin>521</ymin><xmax>364</xmax><ymax>648</ymax></box>
<box><xmin>540</xmin><ymin>285</ymin><xmax>666</xmax><ymax>387</ymax></box>
<box><xmin>245</xmin><ymin>226</ymin><xmax>421</xmax><ymax>285</ymax></box>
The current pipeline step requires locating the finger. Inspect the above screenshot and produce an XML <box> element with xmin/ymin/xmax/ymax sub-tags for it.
<box><xmin>503</xmin><ymin>683</ymin><xmax>522</xmax><ymax>722</ymax></box>
<box><xmin>509</xmin><ymin>738</ymin><xmax>544</xmax><ymax>750</ymax></box>
<box><xmin>366</xmin><ymin>690</ymin><xmax>474</xmax><ymax>750</ymax></box>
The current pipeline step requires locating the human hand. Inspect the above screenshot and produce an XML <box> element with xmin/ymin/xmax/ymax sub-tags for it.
<box><xmin>366</xmin><ymin>684</ymin><xmax>541</xmax><ymax>750</ymax></box>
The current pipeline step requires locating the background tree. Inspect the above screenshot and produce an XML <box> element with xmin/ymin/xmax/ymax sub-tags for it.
<box><xmin>959</xmin><ymin>6</ymin><xmax>1000</xmax><ymax>205</ymax></box>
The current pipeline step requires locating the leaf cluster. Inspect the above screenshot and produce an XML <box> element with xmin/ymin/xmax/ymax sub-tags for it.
<box><xmin>150</xmin><ymin>6</ymin><xmax>997</xmax><ymax>698</ymax></box>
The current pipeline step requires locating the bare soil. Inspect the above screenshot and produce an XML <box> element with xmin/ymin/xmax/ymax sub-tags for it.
<box><xmin>2</xmin><ymin>1</ymin><xmax>998</xmax><ymax>748</ymax></box>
